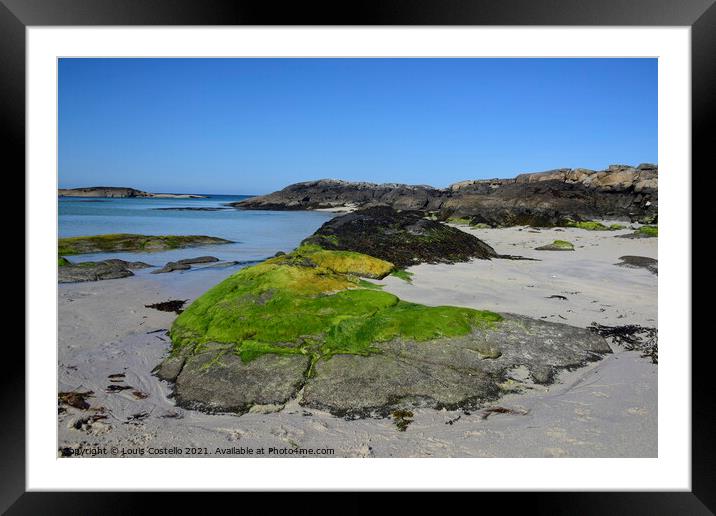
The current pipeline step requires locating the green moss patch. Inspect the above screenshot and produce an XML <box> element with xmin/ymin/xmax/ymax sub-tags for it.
<box><xmin>390</xmin><ymin>269</ymin><xmax>414</xmax><ymax>283</ymax></box>
<box><xmin>446</xmin><ymin>217</ymin><xmax>473</xmax><ymax>225</ymax></box>
<box><xmin>295</xmin><ymin>245</ymin><xmax>394</xmax><ymax>279</ymax></box>
<box><xmin>170</xmin><ymin>248</ymin><xmax>502</xmax><ymax>367</ymax></box>
<box><xmin>552</xmin><ymin>240</ymin><xmax>574</xmax><ymax>249</ymax></box>
<box><xmin>58</xmin><ymin>256</ymin><xmax>71</xmax><ymax>267</ymax></box>
<box><xmin>566</xmin><ymin>221</ymin><xmax>625</xmax><ymax>231</ymax></box>
<box><xmin>58</xmin><ymin>233</ymin><xmax>232</xmax><ymax>255</ymax></box>
<box><xmin>638</xmin><ymin>225</ymin><xmax>658</xmax><ymax>237</ymax></box>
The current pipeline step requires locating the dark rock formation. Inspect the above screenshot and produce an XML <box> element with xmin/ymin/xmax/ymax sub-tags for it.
<box><xmin>152</xmin><ymin>256</ymin><xmax>222</xmax><ymax>274</ymax></box>
<box><xmin>231</xmin><ymin>180</ymin><xmax>442</xmax><ymax>212</ymax></box>
<box><xmin>152</xmin><ymin>262</ymin><xmax>192</xmax><ymax>274</ymax></box>
<box><xmin>58</xmin><ymin>259</ymin><xmax>151</xmax><ymax>283</ymax></box>
<box><xmin>615</xmin><ymin>255</ymin><xmax>658</xmax><ymax>274</ymax></box>
<box><xmin>177</xmin><ymin>256</ymin><xmax>220</xmax><ymax>265</ymax></box>
<box><xmin>301</xmin><ymin>206</ymin><xmax>497</xmax><ymax>268</ymax></box>
<box><xmin>231</xmin><ymin>164</ymin><xmax>657</xmax><ymax>226</ymax></box>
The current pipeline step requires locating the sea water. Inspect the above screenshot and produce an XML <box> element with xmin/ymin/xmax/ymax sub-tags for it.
<box><xmin>58</xmin><ymin>195</ymin><xmax>335</xmax><ymax>285</ymax></box>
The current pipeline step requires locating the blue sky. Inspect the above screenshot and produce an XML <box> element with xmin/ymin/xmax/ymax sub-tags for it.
<box><xmin>58</xmin><ymin>58</ymin><xmax>657</xmax><ymax>195</ymax></box>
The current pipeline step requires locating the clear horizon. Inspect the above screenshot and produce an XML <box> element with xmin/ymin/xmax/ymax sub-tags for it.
<box><xmin>59</xmin><ymin>58</ymin><xmax>657</xmax><ymax>196</ymax></box>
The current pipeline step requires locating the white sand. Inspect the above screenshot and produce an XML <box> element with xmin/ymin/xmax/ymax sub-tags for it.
<box><xmin>313</xmin><ymin>203</ymin><xmax>358</xmax><ymax>213</ymax></box>
<box><xmin>380</xmin><ymin>223</ymin><xmax>657</xmax><ymax>328</ymax></box>
<box><xmin>58</xmin><ymin>225</ymin><xmax>657</xmax><ymax>458</ymax></box>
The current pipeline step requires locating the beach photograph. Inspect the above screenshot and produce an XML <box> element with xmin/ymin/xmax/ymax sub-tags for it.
<box><xmin>57</xmin><ymin>57</ymin><xmax>658</xmax><ymax>458</ymax></box>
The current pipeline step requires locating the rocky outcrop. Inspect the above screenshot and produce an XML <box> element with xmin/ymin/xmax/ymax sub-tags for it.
<box><xmin>301</xmin><ymin>206</ymin><xmax>497</xmax><ymax>268</ymax></box>
<box><xmin>232</xmin><ymin>164</ymin><xmax>658</xmax><ymax>226</ymax></box>
<box><xmin>58</xmin><ymin>234</ymin><xmax>232</xmax><ymax>255</ymax></box>
<box><xmin>615</xmin><ymin>256</ymin><xmax>658</xmax><ymax>274</ymax></box>
<box><xmin>152</xmin><ymin>256</ymin><xmax>221</xmax><ymax>274</ymax></box>
<box><xmin>535</xmin><ymin>240</ymin><xmax>575</xmax><ymax>251</ymax></box>
<box><xmin>231</xmin><ymin>180</ymin><xmax>442</xmax><ymax>212</ymax></box>
<box><xmin>59</xmin><ymin>187</ymin><xmax>206</xmax><ymax>199</ymax></box>
<box><xmin>58</xmin><ymin>259</ymin><xmax>151</xmax><ymax>283</ymax></box>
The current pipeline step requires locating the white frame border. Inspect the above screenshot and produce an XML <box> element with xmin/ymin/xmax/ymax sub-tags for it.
<box><xmin>27</xmin><ymin>26</ymin><xmax>690</xmax><ymax>491</ymax></box>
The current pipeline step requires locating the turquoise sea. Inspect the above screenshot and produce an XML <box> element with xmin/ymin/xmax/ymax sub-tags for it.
<box><xmin>58</xmin><ymin>195</ymin><xmax>335</xmax><ymax>281</ymax></box>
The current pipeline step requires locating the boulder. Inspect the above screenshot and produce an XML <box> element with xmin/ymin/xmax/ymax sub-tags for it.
<box><xmin>301</xmin><ymin>206</ymin><xmax>497</xmax><ymax>268</ymax></box>
<box><xmin>152</xmin><ymin>261</ymin><xmax>192</xmax><ymax>274</ymax></box>
<box><xmin>535</xmin><ymin>240</ymin><xmax>575</xmax><ymax>251</ymax></box>
<box><xmin>615</xmin><ymin>255</ymin><xmax>658</xmax><ymax>274</ymax></box>
<box><xmin>58</xmin><ymin>259</ymin><xmax>151</xmax><ymax>283</ymax></box>
<box><xmin>176</xmin><ymin>256</ymin><xmax>220</xmax><ymax>265</ymax></box>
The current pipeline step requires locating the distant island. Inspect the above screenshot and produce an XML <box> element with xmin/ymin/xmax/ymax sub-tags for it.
<box><xmin>58</xmin><ymin>186</ymin><xmax>207</xmax><ymax>199</ymax></box>
<box><xmin>231</xmin><ymin>163</ymin><xmax>658</xmax><ymax>226</ymax></box>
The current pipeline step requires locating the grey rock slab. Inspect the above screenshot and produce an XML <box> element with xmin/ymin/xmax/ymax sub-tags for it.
<box><xmin>177</xmin><ymin>256</ymin><xmax>220</xmax><ymax>265</ymax></box>
<box><xmin>152</xmin><ymin>261</ymin><xmax>192</xmax><ymax>274</ymax></box>
<box><xmin>615</xmin><ymin>255</ymin><xmax>658</xmax><ymax>274</ymax></box>
<box><xmin>58</xmin><ymin>261</ymin><xmax>135</xmax><ymax>283</ymax></box>
<box><xmin>173</xmin><ymin>350</ymin><xmax>311</xmax><ymax>414</ymax></box>
<box><xmin>159</xmin><ymin>315</ymin><xmax>611</xmax><ymax>417</ymax></box>
<box><xmin>302</xmin><ymin>315</ymin><xmax>611</xmax><ymax>416</ymax></box>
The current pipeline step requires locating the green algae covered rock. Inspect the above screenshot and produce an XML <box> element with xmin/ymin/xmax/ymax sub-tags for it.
<box><xmin>158</xmin><ymin>242</ymin><xmax>610</xmax><ymax>416</ymax></box>
<box><xmin>535</xmin><ymin>240</ymin><xmax>575</xmax><ymax>251</ymax></box>
<box><xmin>617</xmin><ymin>225</ymin><xmax>658</xmax><ymax>239</ymax></box>
<box><xmin>58</xmin><ymin>233</ymin><xmax>232</xmax><ymax>255</ymax></box>
<box><xmin>168</xmin><ymin>246</ymin><xmax>501</xmax><ymax>369</ymax></box>
<box><xmin>565</xmin><ymin>220</ymin><xmax>625</xmax><ymax>231</ymax></box>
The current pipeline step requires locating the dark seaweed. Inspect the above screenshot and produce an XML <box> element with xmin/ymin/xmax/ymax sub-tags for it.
<box><xmin>589</xmin><ymin>323</ymin><xmax>658</xmax><ymax>364</ymax></box>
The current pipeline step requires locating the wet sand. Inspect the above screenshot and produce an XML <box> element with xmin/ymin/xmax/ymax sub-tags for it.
<box><xmin>58</xmin><ymin>225</ymin><xmax>657</xmax><ymax>458</ymax></box>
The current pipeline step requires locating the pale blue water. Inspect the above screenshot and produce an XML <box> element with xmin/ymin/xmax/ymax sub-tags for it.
<box><xmin>59</xmin><ymin>195</ymin><xmax>335</xmax><ymax>278</ymax></box>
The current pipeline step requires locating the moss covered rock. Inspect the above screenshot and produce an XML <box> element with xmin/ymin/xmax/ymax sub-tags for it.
<box><xmin>535</xmin><ymin>240</ymin><xmax>575</xmax><ymax>251</ymax></box>
<box><xmin>159</xmin><ymin>243</ymin><xmax>611</xmax><ymax>416</ymax></box>
<box><xmin>58</xmin><ymin>233</ymin><xmax>232</xmax><ymax>255</ymax></box>
<box><xmin>58</xmin><ymin>259</ymin><xmax>152</xmax><ymax>283</ymax></box>
<box><xmin>617</xmin><ymin>225</ymin><xmax>658</xmax><ymax>239</ymax></box>
<box><xmin>565</xmin><ymin>220</ymin><xmax>625</xmax><ymax>231</ymax></box>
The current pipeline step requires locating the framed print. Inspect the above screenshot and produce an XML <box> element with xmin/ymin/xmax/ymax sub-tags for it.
<box><xmin>6</xmin><ymin>0</ymin><xmax>710</xmax><ymax>512</ymax></box>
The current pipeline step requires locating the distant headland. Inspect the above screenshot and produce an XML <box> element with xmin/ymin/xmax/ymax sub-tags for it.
<box><xmin>58</xmin><ymin>186</ymin><xmax>207</xmax><ymax>199</ymax></box>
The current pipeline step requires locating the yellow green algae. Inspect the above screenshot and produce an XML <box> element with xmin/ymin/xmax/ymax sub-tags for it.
<box><xmin>390</xmin><ymin>269</ymin><xmax>414</xmax><ymax>283</ymax></box>
<box><xmin>566</xmin><ymin>220</ymin><xmax>625</xmax><ymax>231</ymax></box>
<box><xmin>551</xmin><ymin>240</ymin><xmax>575</xmax><ymax>250</ymax></box>
<box><xmin>638</xmin><ymin>225</ymin><xmax>658</xmax><ymax>237</ymax></box>
<box><xmin>58</xmin><ymin>233</ymin><xmax>231</xmax><ymax>255</ymax></box>
<box><xmin>446</xmin><ymin>217</ymin><xmax>491</xmax><ymax>229</ymax></box>
<box><xmin>169</xmin><ymin>246</ymin><xmax>502</xmax><ymax>366</ymax></box>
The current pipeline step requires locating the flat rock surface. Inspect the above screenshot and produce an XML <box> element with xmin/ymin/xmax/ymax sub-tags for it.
<box><xmin>163</xmin><ymin>313</ymin><xmax>610</xmax><ymax>416</ymax></box>
<box><xmin>171</xmin><ymin>350</ymin><xmax>311</xmax><ymax>413</ymax></box>
<box><xmin>616</xmin><ymin>255</ymin><xmax>658</xmax><ymax>274</ymax></box>
<box><xmin>58</xmin><ymin>259</ymin><xmax>152</xmax><ymax>283</ymax></box>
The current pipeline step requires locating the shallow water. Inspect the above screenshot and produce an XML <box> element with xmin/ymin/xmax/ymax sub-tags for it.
<box><xmin>59</xmin><ymin>195</ymin><xmax>335</xmax><ymax>269</ymax></box>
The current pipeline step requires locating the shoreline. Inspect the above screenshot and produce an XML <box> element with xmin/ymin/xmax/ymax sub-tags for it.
<box><xmin>58</xmin><ymin>224</ymin><xmax>657</xmax><ymax>458</ymax></box>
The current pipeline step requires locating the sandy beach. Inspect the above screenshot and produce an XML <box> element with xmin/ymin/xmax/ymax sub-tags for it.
<box><xmin>57</xmin><ymin>223</ymin><xmax>657</xmax><ymax>458</ymax></box>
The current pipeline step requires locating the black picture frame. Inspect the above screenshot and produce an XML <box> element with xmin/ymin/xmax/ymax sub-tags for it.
<box><xmin>6</xmin><ymin>0</ymin><xmax>708</xmax><ymax>512</ymax></box>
